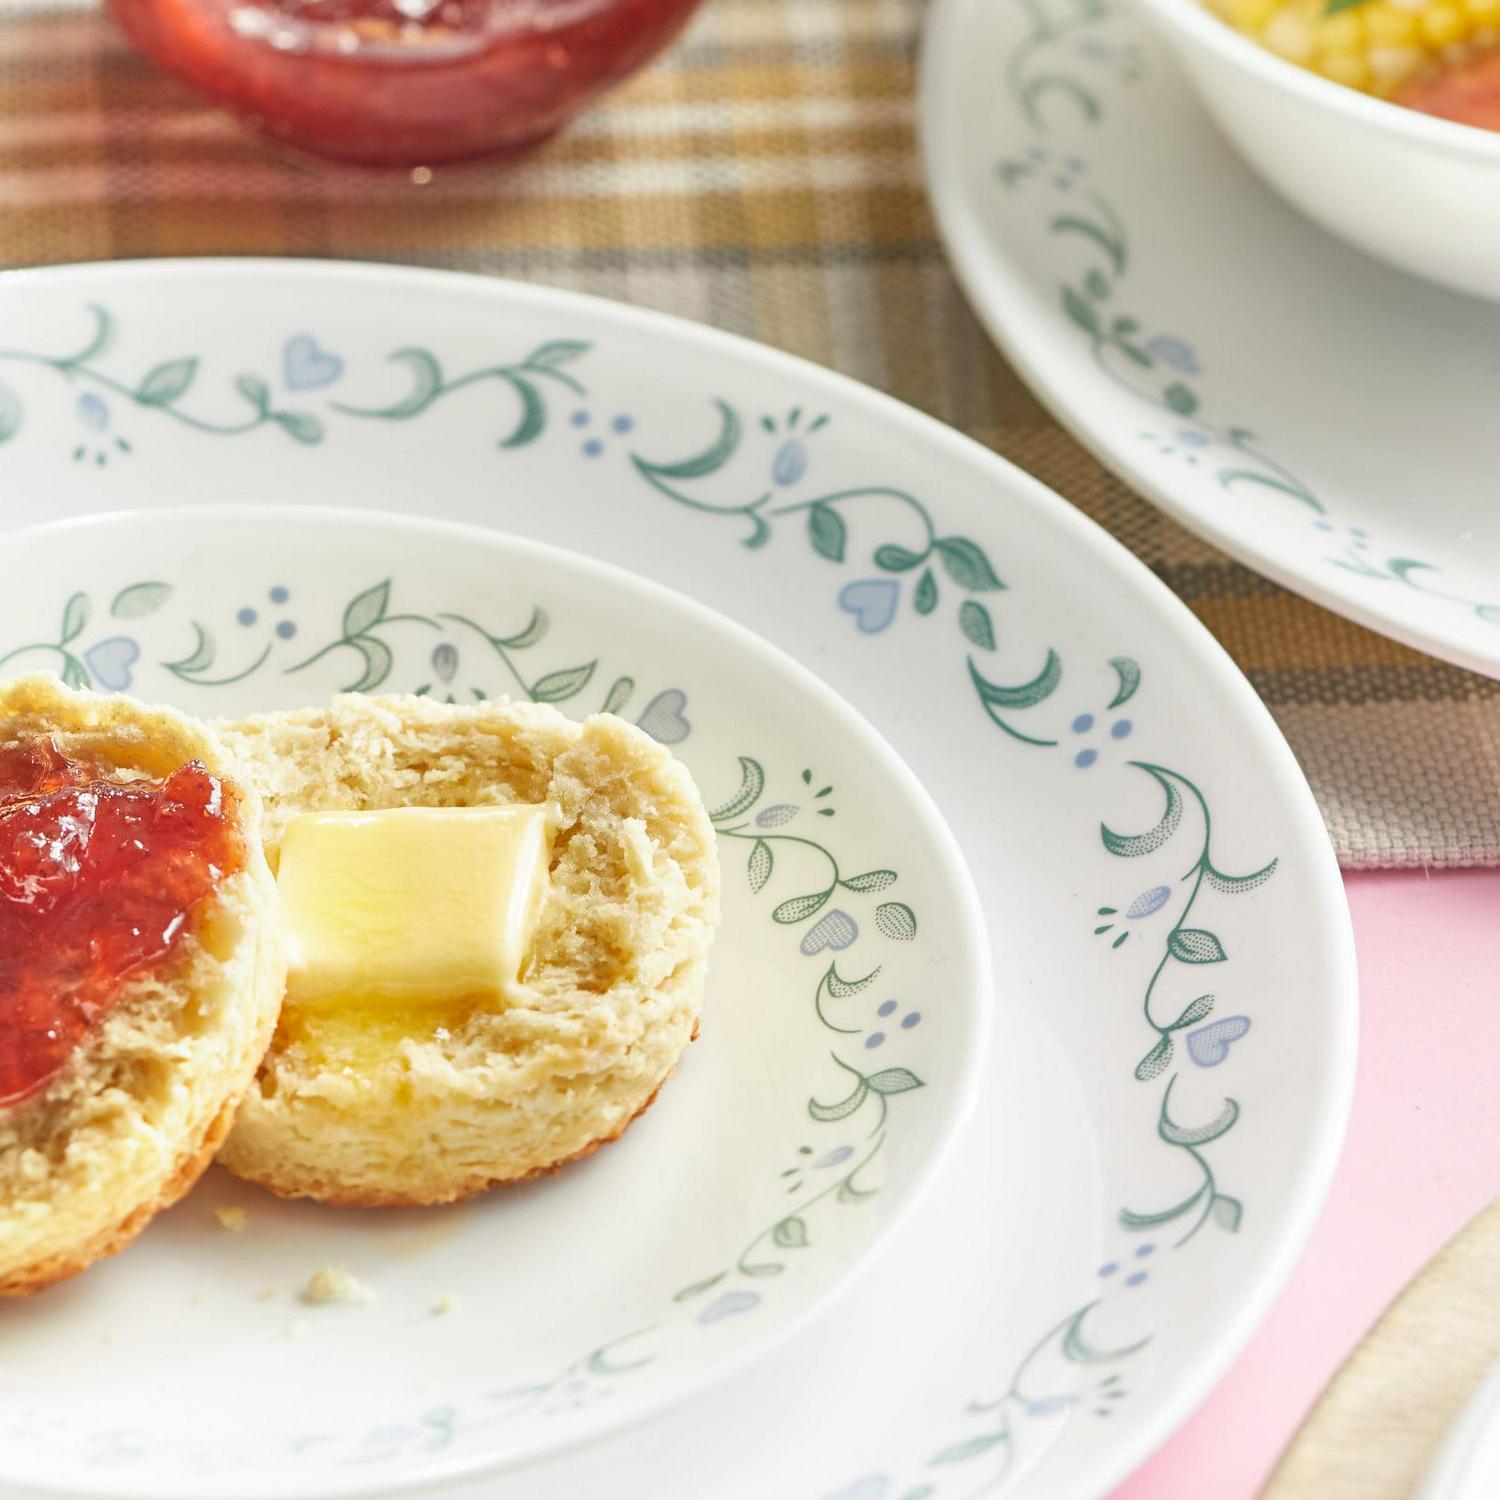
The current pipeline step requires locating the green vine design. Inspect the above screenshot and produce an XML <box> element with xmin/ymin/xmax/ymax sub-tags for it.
<box><xmin>1007</xmin><ymin>0</ymin><xmax>1112</xmax><ymax>128</ymax></box>
<box><xmin>1103</xmin><ymin>764</ymin><xmax>1277</xmax><ymax>1089</ymax></box>
<box><xmin>1007</xmin><ymin>168</ymin><xmax>1327</xmax><ymax>516</ymax></box>
<box><xmin>1325</xmin><ymin>552</ymin><xmax>1500</xmax><ymax>625</ymax></box>
<box><xmin>283</xmin><ymin>580</ymin><xmax>441</xmax><ymax>694</ymax></box>
<box><xmin>434</xmin><ymin>608</ymin><xmax>618</xmax><ymax>707</ymax></box>
<box><xmin>631</xmin><ymin>401</ymin><xmax>1006</xmax><ymax>650</ymax></box>
<box><xmin>0</xmin><ymin>307</ymin><xmax>584</xmax><ymax>460</ymax></box>
<box><xmin>958</xmin><ymin>689</ymin><xmax>1264</xmax><ymax>1247</ymax></box>
<box><xmin>707</xmin><ymin>754</ymin><xmax>913</xmax><ymax>930</ymax></box>
<box><xmin>331</xmin><ymin>339</ymin><xmax>588</xmax><ymax>449</ymax></box>
<box><xmin>997</xmin><ymin>2</ymin><xmax>1500</xmax><ymax>629</ymax></box>
<box><xmin>670</xmin><ymin>756</ymin><xmax>927</xmax><ymax>1303</ymax></box>
<box><xmin>0</xmin><ymin>590</ymin><xmax>96</xmax><ymax>689</ymax></box>
<box><xmin>1119</xmin><ymin>1076</ymin><xmax>1243</xmax><ymax>1243</ymax></box>
<box><xmin>625</xmin><ymin>397</ymin><xmax>1260</xmax><ymax>1249</ymax></box>
<box><xmin>0</xmin><ymin>304</ymin><xmax>323</xmax><ymax>446</ymax></box>
<box><xmin>925</xmin><ymin>1301</ymin><xmax>1151</xmax><ymax>1491</ymax></box>
<box><xmin>623</xmin><ymin>393</ymin><xmax>1282</xmax><ymax>1496</ymax></box>
<box><xmin>5</xmin><ymin>579</ymin><xmax>623</xmax><ymax>716</ymax></box>
<box><xmin>487</xmin><ymin>1329</ymin><xmax>658</xmax><ymax>1421</ymax></box>
<box><xmin>673</xmin><ymin>1132</ymin><xmax>887</xmax><ymax>1301</ymax></box>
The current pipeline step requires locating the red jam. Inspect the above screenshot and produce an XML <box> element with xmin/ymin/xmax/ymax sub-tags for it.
<box><xmin>105</xmin><ymin>0</ymin><xmax>706</xmax><ymax>167</ymax></box>
<box><xmin>0</xmin><ymin>738</ymin><xmax>243</xmax><ymax>1107</ymax></box>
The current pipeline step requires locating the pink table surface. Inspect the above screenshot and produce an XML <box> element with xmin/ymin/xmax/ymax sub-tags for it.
<box><xmin>1109</xmin><ymin>868</ymin><xmax>1500</xmax><ymax>1499</ymax></box>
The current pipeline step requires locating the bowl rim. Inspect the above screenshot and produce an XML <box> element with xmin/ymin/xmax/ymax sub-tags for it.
<box><xmin>1129</xmin><ymin>0</ymin><xmax>1500</xmax><ymax>163</ymax></box>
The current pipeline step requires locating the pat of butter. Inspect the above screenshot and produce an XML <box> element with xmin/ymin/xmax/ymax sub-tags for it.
<box><xmin>276</xmin><ymin>804</ymin><xmax>559</xmax><ymax>1009</ymax></box>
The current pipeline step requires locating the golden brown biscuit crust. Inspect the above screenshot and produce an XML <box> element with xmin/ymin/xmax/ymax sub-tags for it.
<box><xmin>216</xmin><ymin>694</ymin><xmax>720</xmax><ymax>1207</ymax></box>
<box><xmin>0</xmin><ymin>677</ymin><xmax>284</xmax><ymax>1296</ymax></box>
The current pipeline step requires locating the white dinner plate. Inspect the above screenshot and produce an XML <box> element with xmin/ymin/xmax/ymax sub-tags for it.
<box><xmin>0</xmin><ymin>260</ymin><xmax>1356</xmax><ymax>1500</ymax></box>
<box><xmin>921</xmin><ymin>0</ymin><xmax>1500</xmax><ymax>680</ymax></box>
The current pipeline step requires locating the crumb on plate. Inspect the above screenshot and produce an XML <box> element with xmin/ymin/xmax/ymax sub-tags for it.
<box><xmin>214</xmin><ymin>1205</ymin><xmax>249</xmax><ymax>1233</ymax></box>
<box><xmin>300</xmin><ymin>1265</ymin><xmax>375</xmax><ymax>1306</ymax></box>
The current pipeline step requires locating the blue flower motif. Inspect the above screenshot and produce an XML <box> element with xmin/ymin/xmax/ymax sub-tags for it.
<box><xmin>83</xmin><ymin>636</ymin><xmax>139</xmax><ymax>691</ymax></box>
<box><xmin>1070</xmin><ymin>707</ymin><xmax>1133</xmax><ymax>769</ymax></box>
<box><xmin>822</xmin><ymin>1477</ymin><xmax>891</xmax><ymax>1500</ymax></box>
<box><xmin>700</xmin><ymin>1290</ymin><xmax>760</xmax><ymax>1324</ymax></box>
<box><xmin>1146</xmin><ymin>336</ymin><xmax>1200</xmax><ymax>375</ymax></box>
<box><xmin>77</xmin><ymin>392</ymin><xmax>110</xmax><ymax>432</ymax></box>
<box><xmin>1025</xmin><ymin>1395</ymin><xmax>1078</xmax><ymax>1417</ymax></box>
<box><xmin>362</xmin><ymin>1424</ymin><xmax>419</xmax><ymax>1448</ymax></box>
<box><xmin>755</xmin><ymin>803</ymin><xmax>798</xmax><ymax>828</ymax></box>
<box><xmin>773</xmin><ymin>437</ymin><xmax>808</xmax><ymax>488</ymax></box>
<box><xmin>431</xmin><ymin>643</ymin><xmax>459</xmax><ymax>684</ymax></box>
<box><xmin>1125</xmin><ymin>885</ymin><xmax>1172</xmax><ymax>918</ymax></box>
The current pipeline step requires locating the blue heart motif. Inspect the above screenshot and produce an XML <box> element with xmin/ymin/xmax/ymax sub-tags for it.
<box><xmin>1186</xmin><ymin>1015</ymin><xmax>1251</xmax><ymax>1067</ymax></box>
<box><xmin>82</xmin><ymin>636</ymin><xmax>139</xmax><ymax>691</ymax></box>
<box><xmin>838</xmin><ymin>578</ymin><xmax>899</xmax><ymax>634</ymax></box>
<box><xmin>699</xmin><ymin>1290</ymin><xmax>760</xmax><ymax>1324</ymax></box>
<box><xmin>637</xmin><ymin>689</ymin><xmax>691</xmax><ymax>744</ymax></box>
<box><xmin>282</xmin><ymin>334</ymin><xmax>344</xmax><ymax>391</ymax></box>
<box><xmin>800</xmin><ymin>908</ymin><xmax>858</xmax><ymax>955</ymax></box>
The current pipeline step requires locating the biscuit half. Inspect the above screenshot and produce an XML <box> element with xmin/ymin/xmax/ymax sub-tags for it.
<box><xmin>215</xmin><ymin>694</ymin><xmax>721</xmax><ymax>1207</ymax></box>
<box><xmin>0</xmin><ymin>676</ymin><xmax>284</xmax><ymax>1295</ymax></box>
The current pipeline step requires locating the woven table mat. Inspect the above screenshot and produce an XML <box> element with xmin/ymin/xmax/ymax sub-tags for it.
<box><xmin>1</xmin><ymin>0</ymin><xmax>1496</xmax><ymax>867</ymax></box>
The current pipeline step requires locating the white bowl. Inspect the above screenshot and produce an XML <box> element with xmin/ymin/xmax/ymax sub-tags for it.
<box><xmin>1128</xmin><ymin>0</ymin><xmax>1500</xmax><ymax>302</ymax></box>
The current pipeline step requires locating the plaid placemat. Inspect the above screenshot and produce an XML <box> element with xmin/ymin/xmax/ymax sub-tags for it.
<box><xmin>1</xmin><ymin>0</ymin><xmax>1497</xmax><ymax>867</ymax></box>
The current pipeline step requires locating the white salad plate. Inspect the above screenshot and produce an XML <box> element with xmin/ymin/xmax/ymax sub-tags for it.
<box><xmin>0</xmin><ymin>260</ymin><xmax>1356</xmax><ymax>1500</ymax></box>
<box><xmin>921</xmin><ymin>0</ymin><xmax>1500</xmax><ymax>680</ymax></box>
<box><xmin>0</xmin><ymin>508</ymin><xmax>993</xmax><ymax>1500</ymax></box>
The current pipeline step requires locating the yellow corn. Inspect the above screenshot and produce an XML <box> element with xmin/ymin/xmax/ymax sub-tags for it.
<box><xmin>1420</xmin><ymin>4</ymin><xmax>1469</xmax><ymax>41</ymax></box>
<box><xmin>1320</xmin><ymin>10</ymin><xmax>1367</xmax><ymax>49</ymax></box>
<box><xmin>1231</xmin><ymin>0</ymin><xmax>1283</xmax><ymax>28</ymax></box>
<box><xmin>1208</xmin><ymin>0</ymin><xmax>1496</xmax><ymax>98</ymax></box>
<box><xmin>1320</xmin><ymin>51</ymin><xmax>1374</xmax><ymax>82</ymax></box>
<box><xmin>1367</xmin><ymin>6</ymin><xmax>1419</xmax><ymax>44</ymax></box>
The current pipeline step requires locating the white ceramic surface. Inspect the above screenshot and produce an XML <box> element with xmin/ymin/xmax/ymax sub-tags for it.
<box><xmin>1416</xmin><ymin>1359</ymin><xmax>1500</xmax><ymax>1500</ymax></box>
<box><xmin>0</xmin><ymin>509</ymin><xmax>990</xmax><ymax>1500</ymax></box>
<box><xmin>1129</xmin><ymin>0</ymin><xmax>1500</xmax><ymax>305</ymax></box>
<box><xmin>0</xmin><ymin>260</ymin><xmax>1356</xmax><ymax>1500</ymax></box>
<box><xmin>921</xmin><ymin>0</ymin><xmax>1500</xmax><ymax>680</ymax></box>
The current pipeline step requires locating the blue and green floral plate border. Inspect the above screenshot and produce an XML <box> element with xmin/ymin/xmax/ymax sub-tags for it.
<box><xmin>921</xmin><ymin>0</ymin><xmax>1500</xmax><ymax>680</ymax></box>
<box><xmin>0</xmin><ymin>259</ymin><xmax>1357</xmax><ymax>1500</ymax></box>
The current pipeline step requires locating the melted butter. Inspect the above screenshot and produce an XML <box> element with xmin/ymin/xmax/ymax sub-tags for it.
<box><xmin>277</xmin><ymin>1003</ymin><xmax>475</xmax><ymax>1076</ymax></box>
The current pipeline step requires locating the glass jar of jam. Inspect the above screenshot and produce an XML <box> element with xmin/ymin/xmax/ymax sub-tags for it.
<box><xmin>105</xmin><ymin>0</ymin><xmax>707</xmax><ymax>167</ymax></box>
